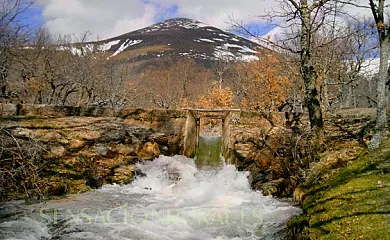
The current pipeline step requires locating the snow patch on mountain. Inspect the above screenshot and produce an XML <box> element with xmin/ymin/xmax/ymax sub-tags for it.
<box><xmin>58</xmin><ymin>18</ymin><xmax>262</xmax><ymax>63</ymax></box>
<box><xmin>213</xmin><ymin>44</ymin><xmax>259</xmax><ymax>62</ymax></box>
<box><xmin>112</xmin><ymin>40</ymin><xmax>142</xmax><ymax>57</ymax></box>
<box><xmin>198</xmin><ymin>38</ymin><xmax>215</xmax><ymax>43</ymax></box>
<box><xmin>98</xmin><ymin>40</ymin><xmax>120</xmax><ymax>51</ymax></box>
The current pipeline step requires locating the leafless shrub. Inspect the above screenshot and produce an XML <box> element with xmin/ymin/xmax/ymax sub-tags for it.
<box><xmin>0</xmin><ymin>127</ymin><xmax>48</xmax><ymax>201</ymax></box>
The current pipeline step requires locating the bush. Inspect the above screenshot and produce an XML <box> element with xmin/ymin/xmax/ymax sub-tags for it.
<box><xmin>0</xmin><ymin>127</ymin><xmax>48</xmax><ymax>201</ymax></box>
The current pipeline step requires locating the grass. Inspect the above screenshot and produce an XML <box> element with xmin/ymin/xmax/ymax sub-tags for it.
<box><xmin>299</xmin><ymin>140</ymin><xmax>390</xmax><ymax>239</ymax></box>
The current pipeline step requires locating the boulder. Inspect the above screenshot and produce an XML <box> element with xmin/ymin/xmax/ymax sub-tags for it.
<box><xmin>255</xmin><ymin>180</ymin><xmax>280</xmax><ymax>196</ymax></box>
<box><xmin>235</xmin><ymin>143</ymin><xmax>255</xmax><ymax>160</ymax></box>
<box><xmin>149</xmin><ymin>133</ymin><xmax>168</xmax><ymax>145</ymax></box>
<box><xmin>116</xmin><ymin>144</ymin><xmax>136</xmax><ymax>156</ymax></box>
<box><xmin>69</xmin><ymin>139</ymin><xmax>86</xmax><ymax>149</ymax></box>
<box><xmin>49</xmin><ymin>145</ymin><xmax>66</xmax><ymax>157</ymax></box>
<box><xmin>111</xmin><ymin>165</ymin><xmax>136</xmax><ymax>184</ymax></box>
<box><xmin>11</xmin><ymin>128</ymin><xmax>32</xmax><ymax>138</ymax></box>
<box><xmin>137</xmin><ymin>142</ymin><xmax>160</xmax><ymax>160</ymax></box>
<box><xmin>100</xmin><ymin>128</ymin><xmax>128</xmax><ymax>142</ymax></box>
<box><xmin>41</xmin><ymin>131</ymin><xmax>62</xmax><ymax>143</ymax></box>
<box><xmin>95</xmin><ymin>145</ymin><xmax>116</xmax><ymax>158</ymax></box>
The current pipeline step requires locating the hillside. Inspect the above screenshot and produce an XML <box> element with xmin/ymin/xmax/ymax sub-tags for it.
<box><xmin>290</xmin><ymin>141</ymin><xmax>390</xmax><ymax>239</ymax></box>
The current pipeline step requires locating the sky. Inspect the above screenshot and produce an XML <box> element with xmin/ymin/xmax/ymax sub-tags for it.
<box><xmin>23</xmin><ymin>0</ymin><xmax>374</xmax><ymax>40</ymax></box>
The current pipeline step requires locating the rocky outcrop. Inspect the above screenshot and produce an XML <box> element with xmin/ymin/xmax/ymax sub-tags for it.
<box><xmin>226</xmin><ymin>109</ymin><xmax>373</xmax><ymax>197</ymax></box>
<box><xmin>0</xmin><ymin>105</ymin><xmax>187</xmax><ymax>201</ymax></box>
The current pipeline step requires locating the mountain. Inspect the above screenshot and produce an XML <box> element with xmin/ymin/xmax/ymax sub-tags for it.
<box><xmin>83</xmin><ymin>18</ymin><xmax>262</xmax><ymax>64</ymax></box>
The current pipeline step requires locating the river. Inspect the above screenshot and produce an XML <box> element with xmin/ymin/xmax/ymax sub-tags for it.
<box><xmin>0</xmin><ymin>143</ymin><xmax>301</xmax><ymax>239</ymax></box>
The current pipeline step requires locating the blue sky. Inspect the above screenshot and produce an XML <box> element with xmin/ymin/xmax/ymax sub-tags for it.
<box><xmin>20</xmin><ymin>4</ymin><xmax>44</xmax><ymax>30</ymax></box>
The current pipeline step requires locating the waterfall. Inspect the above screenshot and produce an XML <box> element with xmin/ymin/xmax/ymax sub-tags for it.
<box><xmin>195</xmin><ymin>136</ymin><xmax>224</xmax><ymax>169</ymax></box>
<box><xmin>0</xmin><ymin>156</ymin><xmax>301</xmax><ymax>240</ymax></box>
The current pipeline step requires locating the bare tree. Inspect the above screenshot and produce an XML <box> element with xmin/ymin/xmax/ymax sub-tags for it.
<box><xmin>232</xmin><ymin>0</ymin><xmax>356</xmax><ymax>138</ymax></box>
<box><xmin>0</xmin><ymin>0</ymin><xmax>34</xmax><ymax>100</ymax></box>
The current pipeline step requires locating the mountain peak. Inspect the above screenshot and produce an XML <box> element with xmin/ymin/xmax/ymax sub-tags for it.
<box><xmin>148</xmin><ymin>17</ymin><xmax>210</xmax><ymax>30</ymax></box>
<box><xmin>82</xmin><ymin>18</ymin><xmax>262</xmax><ymax>65</ymax></box>
<box><xmin>161</xmin><ymin>17</ymin><xmax>200</xmax><ymax>23</ymax></box>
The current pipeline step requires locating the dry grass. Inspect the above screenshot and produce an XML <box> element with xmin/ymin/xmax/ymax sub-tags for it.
<box><xmin>110</xmin><ymin>45</ymin><xmax>173</xmax><ymax>61</ymax></box>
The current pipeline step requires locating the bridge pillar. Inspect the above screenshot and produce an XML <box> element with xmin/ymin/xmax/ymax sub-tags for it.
<box><xmin>183</xmin><ymin>110</ymin><xmax>198</xmax><ymax>158</ymax></box>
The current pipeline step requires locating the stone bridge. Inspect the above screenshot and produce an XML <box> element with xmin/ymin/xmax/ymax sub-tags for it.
<box><xmin>182</xmin><ymin>108</ymin><xmax>240</xmax><ymax>161</ymax></box>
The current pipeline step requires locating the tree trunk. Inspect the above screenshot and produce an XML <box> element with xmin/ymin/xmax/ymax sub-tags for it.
<box><xmin>0</xmin><ymin>50</ymin><xmax>9</xmax><ymax>97</ymax></box>
<box><xmin>300</xmin><ymin>1</ymin><xmax>324</xmax><ymax>137</ymax></box>
<box><xmin>369</xmin><ymin>0</ymin><xmax>389</xmax><ymax>149</ymax></box>
<box><xmin>370</xmin><ymin>35</ymin><xmax>389</xmax><ymax>149</ymax></box>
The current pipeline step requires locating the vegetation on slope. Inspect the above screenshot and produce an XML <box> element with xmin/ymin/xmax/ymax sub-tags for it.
<box><xmin>291</xmin><ymin>139</ymin><xmax>390</xmax><ymax>239</ymax></box>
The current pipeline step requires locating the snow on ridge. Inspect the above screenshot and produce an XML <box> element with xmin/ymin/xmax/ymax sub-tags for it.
<box><xmin>219</xmin><ymin>33</ymin><xmax>230</xmax><ymax>38</ymax></box>
<box><xmin>198</xmin><ymin>38</ymin><xmax>215</xmax><ymax>43</ymax></box>
<box><xmin>180</xmin><ymin>19</ymin><xmax>211</xmax><ymax>29</ymax></box>
<box><xmin>224</xmin><ymin>43</ymin><xmax>242</xmax><ymax>48</ymax></box>
<box><xmin>111</xmin><ymin>39</ymin><xmax>143</xmax><ymax>57</ymax></box>
<box><xmin>150</xmin><ymin>19</ymin><xmax>212</xmax><ymax>30</ymax></box>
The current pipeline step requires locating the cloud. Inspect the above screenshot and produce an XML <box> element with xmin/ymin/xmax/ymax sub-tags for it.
<box><xmin>36</xmin><ymin>0</ymin><xmax>375</xmax><ymax>40</ymax></box>
<box><xmin>39</xmin><ymin>0</ymin><xmax>156</xmax><ymax>39</ymax></box>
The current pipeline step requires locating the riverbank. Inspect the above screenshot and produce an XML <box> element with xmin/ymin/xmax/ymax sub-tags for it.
<box><xmin>290</xmin><ymin>139</ymin><xmax>390</xmax><ymax>239</ymax></box>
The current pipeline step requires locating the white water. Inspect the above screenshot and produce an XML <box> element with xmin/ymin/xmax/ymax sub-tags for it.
<box><xmin>0</xmin><ymin>156</ymin><xmax>301</xmax><ymax>240</ymax></box>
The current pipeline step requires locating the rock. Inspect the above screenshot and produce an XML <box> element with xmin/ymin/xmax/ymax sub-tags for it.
<box><xmin>254</xmin><ymin>149</ymin><xmax>274</xmax><ymax>169</ymax></box>
<box><xmin>111</xmin><ymin>165</ymin><xmax>136</xmax><ymax>184</ymax></box>
<box><xmin>125</xmin><ymin>134</ymin><xmax>140</xmax><ymax>145</ymax></box>
<box><xmin>135</xmin><ymin>169</ymin><xmax>147</xmax><ymax>178</ymax></box>
<box><xmin>11</xmin><ymin>128</ymin><xmax>32</xmax><ymax>138</ymax></box>
<box><xmin>255</xmin><ymin>179</ymin><xmax>283</xmax><ymax>196</ymax></box>
<box><xmin>137</xmin><ymin>142</ymin><xmax>160</xmax><ymax>159</ymax></box>
<box><xmin>101</xmin><ymin>128</ymin><xmax>128</xmax><ymax>142</ymax></box>
<box><xmin>235</xmin><ymin>143</ymin><xmax>254</xmax><ymax>159</ymax></box>
<box><xmin>77</xmin><ymin>130</ymin><xmax>100</xmax><ymax>140</ymax></box>
<box><xmin>69</xmin><ymin>139</ymin><xmax>86</xmax><ymax>149</ymax></box>
<box><xmin>117</xmin><ymin>144</ymin><xmax>135</xmax><ymax>156</ymax></box>
<box><xmin>258</xmin><ymin>182</ymin><xmax>278</xmax><ymax>196</ymax></box>
<box><xmin>149</xmin><ymin>133</ymin><xmax>168</xmax><ymax>145</ymax></box>
<box><xmin>251</xmin><ymin>172</ymin><xmax>267</xmax><ymax>185</ymax></box>
<box><xmin>95</xmin><ymin>145</ymin><xmax>109</xmax><ymax>156</ymax></box>
<box><xmin>50</xmin><ymin>145</ymin><xmax>66</xmax><ymax>157</ymax></box>
<box><xmin>85</xmin><ymin>175</ymin><xmax>103</xmax><ymax>188</ymax></box>
<box><xmin>95</xmin><ymin>145</ymin><xmax>117</xmax><ymax>158</ymax></box>
<box><xmin>160</xmin><ymin>146</ymin><xmax>169</xmax><ymax>155</ymax></box>
<box><xmin>41</xmin><ymin>131</ymin><xmax>62</xmax><ymax>142</ymax></box>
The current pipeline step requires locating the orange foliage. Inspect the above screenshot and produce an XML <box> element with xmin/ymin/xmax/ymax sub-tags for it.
<box><xmin>240</xmin><ymin>50</ymin><xmax>292</xmax><ymax>111</ymax></box>
<box><xmin>195</xmin><ymin>84</ymin><xmax>233</xmax><ymax>109</ymax></box>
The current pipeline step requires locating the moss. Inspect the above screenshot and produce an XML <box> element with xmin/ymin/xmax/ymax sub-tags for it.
<box><xmin>299</xmin><ymin>141</ymin><xmax>390</xmax><ymax>239</ymax></box>
<box><xmin>287</xmin><ymin>215</ymin><xmax>310</xmax><ymax>239</ymax></box>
